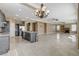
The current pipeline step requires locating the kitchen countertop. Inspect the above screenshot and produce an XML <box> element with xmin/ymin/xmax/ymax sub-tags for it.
<box><xmin>22</xmin><ymin>30</ymin><xmax>37</xmax><ymax>33</ymax></box>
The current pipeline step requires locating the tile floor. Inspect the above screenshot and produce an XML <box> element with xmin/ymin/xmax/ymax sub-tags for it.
<box><xmin>1</xmin><ymin>33</ymin><xmax>79</xmax><ymax>56</ymax></box>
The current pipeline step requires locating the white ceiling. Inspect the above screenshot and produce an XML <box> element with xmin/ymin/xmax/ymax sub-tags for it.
<box><xmin>0</xmin><ymin>3</ymin><xmax>77</xmax><ymax>23</ymax></box>
<box><xmin>0</xmin><ymin>3</ymin><xmax>35</xmax><ymax>18</ymax></box>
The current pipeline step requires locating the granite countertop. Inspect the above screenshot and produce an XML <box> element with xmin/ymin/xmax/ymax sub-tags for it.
<box><xmin>22</xmin><ymin>30</ymin><xmax>37</xmax><ymax>33</ymax></box>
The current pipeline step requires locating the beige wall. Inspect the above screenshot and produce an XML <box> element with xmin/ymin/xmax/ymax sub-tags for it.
<box><xmin>47</xmin><ymin>24</ymin><xmax>56</xmax><ymax>34</ymax></box>
<box><xmin>37</xmin><ymin>22</ymin><xmax>45</xmax><ymax>35</ymax></box>
<box><xmin>37</xmin><ymin>22</ymin><xmax>56</xmax><ymax>35</ymax></box>
<box><xmin>25</xmin><ymin>22</ymin><xmax>56</xmax><ymax>35</ymax></box>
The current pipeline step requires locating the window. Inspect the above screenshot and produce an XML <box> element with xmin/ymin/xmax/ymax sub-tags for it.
<box><xmin>71</xmin><ymin>24</ymin><xmax>76</xmax><ymax>32</ymax></box>
<box><xmin>20</xmin><ymin>26</ymin><xmax>25</xmax><ymax>31</ymax></box>
<box><xmin>57</xmin><ymin>25</ymin><xmax>60</xmax><ymax>31</ymax></box>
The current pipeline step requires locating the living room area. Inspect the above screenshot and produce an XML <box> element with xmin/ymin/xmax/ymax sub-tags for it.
<box><xmin>0</xmin><ymin>3</ymin><xmax>79</xmax><ymax>56</ymax></box>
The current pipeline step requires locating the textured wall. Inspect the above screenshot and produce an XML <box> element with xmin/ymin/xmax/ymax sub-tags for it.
<box><xmin>46</xmin><ymin>24</ymin><xmax>56</xmax><ymax>34</ymax></box>
<box><xmin>37</xmin><ymin>22</ymin><xmax>45</xmax><ymax>35</ymax></box>
<box><xmin>37</xmin><ymin>22</ymin><xmax>56</xmax><ymax>35</ymax></box>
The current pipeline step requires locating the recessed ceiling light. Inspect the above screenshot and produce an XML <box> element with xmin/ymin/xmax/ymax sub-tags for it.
<box><xmin>19</xmin><ymin>9</ymin><xmax>22</xmax><ymax>11</ymax></box>
<box><xmin>16</xmin><ymin>14</ymin><xmax>19</xmax><ymax>16</ymax></box>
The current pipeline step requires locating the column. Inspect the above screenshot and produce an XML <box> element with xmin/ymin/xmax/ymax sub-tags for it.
<box><xmin>44</xmin><ymin>23</ymin><xmax>47</xmax><ymax>34</ymax></box>
<box><xmin>9</xmin><ymin>19</ymin><xmax>16</xmax><ymax>50</ymax></box>
<box><xmin>77</xmin><ymin>3</ymin><xmax>79</xmax><ymax>49</ymax></box>
<box><xmin>37</xmin><ymin>22</ymin><xmax>40</xmax><ymax>35</ymax></box>
<box><xmin>55</xmin><ymin>24</ymin><xmax>57</xmax><ymax>32</ymax></box>
<box><xmin>25</xmin><ymin>22</ymin><xmax>28</xmax><ymax>31</ymax></box>
<box><xmin>10</xmin><ymin>20</ymin><xmax>15</xmax><ymax>38</ymax></box>
<box><xmin>30</xmin><ymin>23</ymin><xmax>33</xmax><ymax>32</ymax></box>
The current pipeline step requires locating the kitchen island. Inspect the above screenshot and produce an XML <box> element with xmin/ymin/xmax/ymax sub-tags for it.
<box><xmin>22</xmin><ymin>31</ymin><xmax>37</xmax><ymax>43</ymax></box>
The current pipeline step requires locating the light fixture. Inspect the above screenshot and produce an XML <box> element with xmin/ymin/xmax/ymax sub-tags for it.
<box><xmin>18</xmin><ymin>9</ymin><xmax>22</xmax><ymax>11</ymax></box>
<box><xmin>34</xmin><ymin>3</ymin><xmax>49</xmax><ymax>18</ymax></box>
